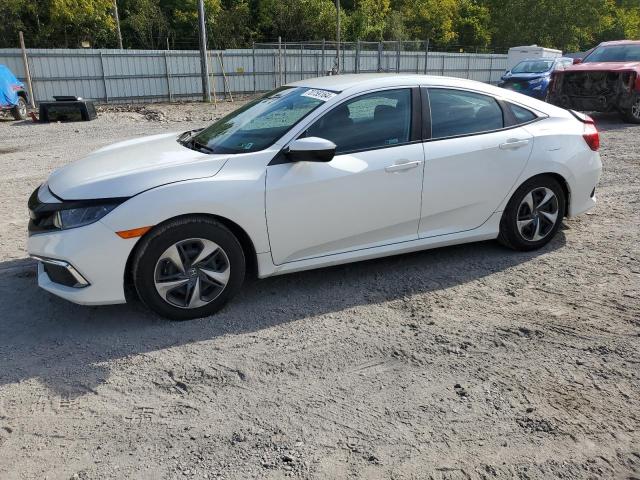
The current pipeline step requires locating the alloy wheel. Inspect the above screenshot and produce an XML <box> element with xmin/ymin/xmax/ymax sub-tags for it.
<box><xmin>153</xmin><ymin>238</ymin><xmax>230</xmax><ymax>309</ymax></box>
<box><xmin>516</xmin><ymin>187</ymin><xmax>559</xmax><ymax>242</ymax></box>
<box><xmin>632</xmin><ymin>98</ymin><xmax>640</xmax><ymax>120</ymax></box>
<box><xmin>19</xmin><ymin>101</ymin><xmax>27</xmax><ymax>118</ymax></box>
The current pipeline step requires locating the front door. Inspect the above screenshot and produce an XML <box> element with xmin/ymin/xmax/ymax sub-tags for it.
<box><xmin>266</xmin><ymin>87</ymin><xmax>425</xmax><ymax>265</ymax></box>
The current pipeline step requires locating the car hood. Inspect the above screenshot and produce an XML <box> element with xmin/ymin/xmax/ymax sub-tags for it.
<box><xmin>564</xmin><ymin>61</ymin><xmax>640</xmax><ymax>72</ymax></box>
<box><xmin>47</xmin><ymin>132</ymin><xmax>229</xmax><ymax>200</ymax></box>
<box><xmin>502</xmin><ymin>72</ymin><xmax>549</xmax><ymax>81</ymax></box>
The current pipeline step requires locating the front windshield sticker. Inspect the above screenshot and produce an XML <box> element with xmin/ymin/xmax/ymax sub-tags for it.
<box><xmin>301</xmin><ymin>89</ymin><xmax>337</xmax><ymax>102</ymax></box>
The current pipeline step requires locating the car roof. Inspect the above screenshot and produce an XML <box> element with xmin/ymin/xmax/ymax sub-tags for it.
<box><xmin>598</xmin><ymin>40</ymin><xmax>640</xmax><ymax>46</ymax></box>
<box><xmin>286</xmin><ymin>73</ymin><xmax>571</xmax><ymax>118</ymax></box>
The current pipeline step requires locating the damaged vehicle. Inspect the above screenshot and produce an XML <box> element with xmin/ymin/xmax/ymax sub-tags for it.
<box><xmin>548</xmin><ymin>40</ymin><xmax>640</xmax><ymax>123</ymax></box>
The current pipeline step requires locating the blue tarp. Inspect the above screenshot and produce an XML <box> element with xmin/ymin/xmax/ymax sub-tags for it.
<box><xmin>0</xmin><ymin>65</ymin><xmax>23</xmax><ymax>108</ymax></box>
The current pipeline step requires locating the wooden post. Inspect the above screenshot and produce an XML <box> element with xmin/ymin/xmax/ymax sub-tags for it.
<box><xmin>355</xmin><ymin>39</ymin><xmax>360</xmax><ymax>73</ymax></box>
<box><xmin>208</xmin><ymin>50</ymin><xmax>217</xmax><ymax>108</ymax></box>
<box><xmin>217</xmin><ymin>51</ymin><xmax>233</xmax><ymax>102</ymax></box>
<box><xmin>99</xmin><ymin>51</ymin><xmax>109</xmax><ymax>103</ymax></box>
<box><xmin>18</xmin><ymin>32</ymin><xmax>35</xmax><ymax>108</ymax></box>
<box><xmin>113</xmin><ymin>0</ymin><xmax>123</xmax><ymax>49</ymax></box>
<box><xmin>321</xmin><ymin>39</ymin><xmax>326</xmax><ymax>75</ymax></box>
<box><xmin>396</xmin><ymin>40</ymin><xmax>400</xmax><ymax>73</ymax></box>
<box><xmin>377</xmin><ymin>41</ymin><xmax>382</xmax><ymax>72</ymax></box>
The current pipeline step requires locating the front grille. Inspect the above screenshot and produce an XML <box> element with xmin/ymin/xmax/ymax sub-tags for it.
<box><xmin>43</xmin><ymin>262</ymin><xmax>80</xmax><ymax>287</ymax></box>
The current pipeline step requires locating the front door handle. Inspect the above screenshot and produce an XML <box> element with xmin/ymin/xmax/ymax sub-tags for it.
<box><xmin>499</xmin><ymin>139</ymin><xmax>530</xmax><ymax>150</ymax></box>
<box><xmin>385</xmin><ymin>160</ymin><xmax>422</xmax><ymax>173</ymax></box>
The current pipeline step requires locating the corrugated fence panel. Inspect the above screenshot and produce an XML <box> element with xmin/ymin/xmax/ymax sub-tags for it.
<box><xmin>0</xmin><ymin>47</ymin><xmax>509</xmax><ymax>104</ymax></box>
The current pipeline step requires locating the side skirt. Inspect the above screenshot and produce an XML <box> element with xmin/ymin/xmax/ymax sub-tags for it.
<box><xmin>257</xmin><ymin>212</ymin><xmax>502</xmax><ymax>278</ymax></box>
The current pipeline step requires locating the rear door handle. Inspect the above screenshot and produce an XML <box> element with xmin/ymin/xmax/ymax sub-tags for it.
<box><xmin>499</xmin><ymin>139</ymin><xmax>530</xmax><ymax>150</ymax></box>
<box><xmin>385</xmin><ymin>160</ymin><xmax>422</xmax><ymax>173</ymax></box>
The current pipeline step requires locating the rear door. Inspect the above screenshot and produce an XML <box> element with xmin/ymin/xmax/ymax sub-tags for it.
<box><xmin>418</xmin><ymin>87</ymin><xmax>534</xmax><ymax>238</ymax></box>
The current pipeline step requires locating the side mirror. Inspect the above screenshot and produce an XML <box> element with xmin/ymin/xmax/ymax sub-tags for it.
<box><xmin>573</xmin><ymin>57</ymin><xmax>583</xmax><ymax>65</ymax></box>
<box><xmin>286</xmin><ymin>137</ymin><xmax>336</xmax><ymax>163</ymax></box>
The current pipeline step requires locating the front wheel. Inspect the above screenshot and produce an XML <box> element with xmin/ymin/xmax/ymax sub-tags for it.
<box><xmin>498</xmin><ymin>176</ymin><xmax>566</xmax><ymax>251</ymax></box>
<box><xmin>11</xmin><ymin>96</ymin><xmax>28</xmax><ymax>120</ymax></box>
<box><xmin>132</xmin><ymin>216</ymin><xmax>245</xmax><ymax>320</ymax></box>
<box><xmin>622</xmin><ymin>95</ymin><xmax>640</xmax><ymax>124</ymax></box>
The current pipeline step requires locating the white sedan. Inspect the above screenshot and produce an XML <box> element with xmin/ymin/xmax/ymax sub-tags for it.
<box><xmin>27</xmin><ymin>74</ymin><xmax>602</xmax><ymax>320</ymax></box>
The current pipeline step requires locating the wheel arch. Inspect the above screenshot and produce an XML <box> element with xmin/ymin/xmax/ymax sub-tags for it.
<box><xmin>123</xmin><ymin>213</ymin><xmax>258</xmax><ymax>302</ymax></box>
<box><xmin>507</xmin><ymin>171</ymin><xmax>570</xmax><ymax>218</ymax></box>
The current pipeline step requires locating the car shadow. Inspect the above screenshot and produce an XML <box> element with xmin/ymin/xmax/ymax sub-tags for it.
<box><xmin>0</xmin><ymin>232</ymin><xmax>566</xmax><ymax>398</ymax></box>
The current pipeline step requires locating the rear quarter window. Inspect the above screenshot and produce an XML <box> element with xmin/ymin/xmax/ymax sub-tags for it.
<box><xmin>509</xmin><ymin>104</ymin><xmax>538</xmax><ymax>124</ymax></box>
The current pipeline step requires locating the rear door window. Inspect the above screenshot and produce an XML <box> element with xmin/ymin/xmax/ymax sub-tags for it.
<box><xmin>428</xmin><ymin>89</ymin><xmax>504</xmax><ymax>139</ymax></box>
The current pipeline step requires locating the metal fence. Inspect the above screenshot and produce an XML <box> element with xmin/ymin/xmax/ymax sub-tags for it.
<box><xmin>0</xmin><ymin>41</ymin><xmax>508</xmax><ymax>104</ymax></box>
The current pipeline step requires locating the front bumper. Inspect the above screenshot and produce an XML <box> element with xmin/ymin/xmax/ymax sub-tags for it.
<box><xmin>27</xmin><ymin>220</ymin><xmax>135</xmax><ymax>305</ymax></box>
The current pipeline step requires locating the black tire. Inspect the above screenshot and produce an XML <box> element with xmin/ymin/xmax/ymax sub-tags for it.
<box><xmin>621</xmin><ymin>94</ymin><xmax>640</xmax><ymax>124</ymax></box>
<box><xmin>11</xmin><ymin>96</ymin><xmax>28</xmax><ymax>120</ymax></box>
<box><xmin>498</xmin><ymin>175</ymin><xmax>566</xmax><ymax>251</ymax></box>
<box><xmin>132</xmin><ymin>216</ymin><xmax>245</xmax><ymax>320</ymax></box>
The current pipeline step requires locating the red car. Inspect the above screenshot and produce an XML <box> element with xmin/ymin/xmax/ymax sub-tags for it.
<box><xmin>548</xmin><ymin>40</ymin><xmax>640</xmax><ymax>123</ymax></box>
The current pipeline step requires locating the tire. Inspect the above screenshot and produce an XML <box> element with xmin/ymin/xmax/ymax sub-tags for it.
<box><xmin>498</xmin><ymin>175</ymin><xmax>566</xmax><ymax>251</ymax></box>
<box><xmin>132</xmin><ymin>216</ymin><xmax>245</xmax><ymax>320</ymax></box>
<box><xmin>11</xmin><ymin>96</ymin><xmax>28</xmax><ymax>121</ymax></box>
<box><xmin>621</xmin><ymin>94</ymin><xmax>640</xmax><ymax>124</ymax></box>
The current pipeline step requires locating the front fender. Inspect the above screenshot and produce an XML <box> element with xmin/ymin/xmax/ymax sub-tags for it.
<box><xmin>99</xmin><ymin>153</ymin><xmax>272</xmax><ymax>254</ymax></box>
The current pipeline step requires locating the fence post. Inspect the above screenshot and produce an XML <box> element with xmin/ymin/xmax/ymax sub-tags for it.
<box><xmin>315</xmin><ymin>52</ymin><xmax>319</xmax><ymax>76</ymax></box>
<box><xmin>273</xmin><ymin>51</ymin><xmax>277</xmax><ymax>88</ymax></box>
<box><xmin>163</xmin><ymin>50</ymin><xmax>172</xmax><ymax>102</ymax></box>
<box><xmin>466</xmin><ymin>54</ymin><xmax>471</xmax><ymax>79</ymax></box>
<box><xmin>377</xmin><ymin>42</ymin><xmax>382</xmax><ymax>72</ymax></box>
<box><xmin>99</xmin><ymin>51</ymin><xmax>109</xmax><ymax>103</ymax></box>
<box><xmin>355</xmin><ymin>40</ymin><xmax>360</xmax><ymax>74</ymax></box>
<box><xmin>488</xmin><ymin>54</ymin><xmax>494</xmax><ymax>84</ymax></box>
<box><xmin>396</xmin><ymin>40</ymin><xmax>400</xmax><ymax>73</ymax></box>
<box><xmin>299</xmin><ymin>43</ymin><xmax>303</xmax><ymax>80</ymax></box>
<box><xmin>18</xmin><ymin>31</ymin><xmax>36</xmax><ymax>108</ymax></box>
<box><xmin>278</xmin><ymin>36</ymin><xmax>283</xmax><ymax>87</ymax></box>
<box><xmin>424</xmin><ymin>39</ymin><xmax>429</xmax><ymax>74</ymax></box>
<box><xmin>321</xmin><ymin>39</ymin><xmax>326</xmax><ymax>75</ymax></box>
<box><xmin>252</xmin><ymin>42</ymin><xmax>257</xmax><ymax>93</ymax></box>
<box><xmin>284</xmin><ymin>41</ymin><xmax>287</xmax><ymax>83</ymax></box>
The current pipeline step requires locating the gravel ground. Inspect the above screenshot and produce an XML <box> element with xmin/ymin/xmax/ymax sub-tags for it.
<box><xmin>0</xmin><ymin>102</ymin><xmax>638</xmax><ymax>480</ymax></box>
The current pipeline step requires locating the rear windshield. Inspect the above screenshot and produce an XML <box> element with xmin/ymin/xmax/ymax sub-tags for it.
<box><xmin>583</xmin><ymin>44</ymin><xmax>640</xmax><ymax>63</ymax></box>
<box><xmin>511</xmin><ymin>60</ymin><xmax>554</xmax><ymax>73</ymax></box>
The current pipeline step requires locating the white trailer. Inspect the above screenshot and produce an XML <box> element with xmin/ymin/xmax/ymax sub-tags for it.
<box><xmin>506</xmin><ymin>45</ymin><xmax>563</xmax><ymax>70</ymax></box>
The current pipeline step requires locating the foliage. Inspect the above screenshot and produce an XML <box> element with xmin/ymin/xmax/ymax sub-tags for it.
<box><xmin>0</xmin><ymin>0</ymin><xmax>637</xmax><ymax>51</ymax></box>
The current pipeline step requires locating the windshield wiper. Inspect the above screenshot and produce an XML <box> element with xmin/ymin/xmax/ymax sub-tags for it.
<box><xmin>179</xmin><ymin>134</ymin><xmax>214</xmax><ymax>154</ymax></box>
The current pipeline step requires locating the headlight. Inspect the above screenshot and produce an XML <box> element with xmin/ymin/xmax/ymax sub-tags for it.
<box><xmin>529</xmin><ymin>77</ymin><xmax>545</xmax><ymax>85</ymax></box>
<box><xmin>53</xmin><ymin>204</ymin><xmax>119</xmax><ymax>230</ymax></box>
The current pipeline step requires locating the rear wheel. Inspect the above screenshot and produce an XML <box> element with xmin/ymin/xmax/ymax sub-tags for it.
<box><xmin>11</xmin><ymin>96</ymin><xmax>27</xmax><ymax>120</ymax></box>
<box><xmin>498</xmin><ymin>175</ymin><xmax>566</xmax><ymax>251</ymax></box>
<box><xmin>622</xmin><ymin>95</ymin><xmax>640</xmax><ymax>124</ymax></box>
<box><xmin>132</xmin><ymin>216</ymin><xmax>245</xmax><ymax>320</ymax></box>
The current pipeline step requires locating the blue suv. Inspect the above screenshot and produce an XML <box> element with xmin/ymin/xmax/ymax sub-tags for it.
<box><xmin>498</xmin><ymin>57</ymin><xmax>574</xmax><ymax>100</ymax></box>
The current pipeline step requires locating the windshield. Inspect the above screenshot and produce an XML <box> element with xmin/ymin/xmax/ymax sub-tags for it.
<box><xmin>185</xmin><ymin>86</ymin><xmax>334</xmax><ymax>154</ymax></box>
<box><xmin>511</xmin><ymin>60</ymin><xmax>554</xmax><ymax>73</ymax></box>
<box><xmin>583</xmin><ymin>44</ymin><xmax>640</xmax><ymax>63</ymax></box>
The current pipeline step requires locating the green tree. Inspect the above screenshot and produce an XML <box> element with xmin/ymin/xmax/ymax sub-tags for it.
<box><xmin>346</xmin><ymin>0</ymin><xmax>391</xmax><ymax>41</ymax></box>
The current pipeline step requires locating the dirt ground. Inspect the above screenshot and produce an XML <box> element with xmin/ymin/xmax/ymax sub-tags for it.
<box><xmin>0</xmin><ymin>100</ymin><xmax>638</xmax><ymax>480</ymax></box>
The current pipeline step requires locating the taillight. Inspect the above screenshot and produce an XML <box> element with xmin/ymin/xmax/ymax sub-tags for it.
<box><xmin>582</xmin><ymin>115</ymin><xmax>600</xmax><ymax>151</ymax></box>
